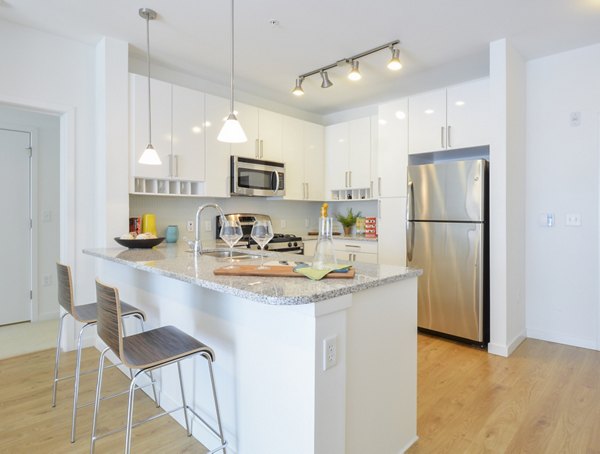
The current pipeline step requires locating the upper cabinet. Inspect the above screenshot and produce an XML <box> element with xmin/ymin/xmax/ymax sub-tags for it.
<box><xmin>204</xmin><ymin>94</ymin><xmax>232</xmax><ymax>198</ymax></box>
<box><xmin>129</xmin><ymin>74</ymin><xmax>206</xmax><ymax>182</ymax></box>
<box><xmin>230</xmin><ymin>104</ymin><xmax>282</xmax><ymax>162</ymax></box>
<box><xmin>408</xmin><ymin>78</ymin><xmax>489</xmax><ymax>155</ymax></box>
<box><xmin>325</xmin><ymin>117</ymin><xmax>372</xmax><ymax>197</ymax></box>
<box><xmin>282</xmin><ymin>116</ymin><xmax>324</xmax><ymax>201</ymax></box>
<box><xmin>374</xmin><ymin>98</ymin><xmax>408</xmax><ymax>197</ymax></box>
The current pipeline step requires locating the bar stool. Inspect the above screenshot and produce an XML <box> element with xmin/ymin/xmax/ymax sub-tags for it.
<box><xmin>52</xmin><ymin>263</ymin><xmax>156</xmax><ymax>443</ymax></box>
<box><xmin>91</xmin><ymin>279</ymin><xmax>227</xmax><ymax>454</ymax></box>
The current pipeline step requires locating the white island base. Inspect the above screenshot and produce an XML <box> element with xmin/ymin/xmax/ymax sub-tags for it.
<box><xmin>91</xmin><ymin>251</ymin><xmax>418</xmax><ymax>454</ymax></box>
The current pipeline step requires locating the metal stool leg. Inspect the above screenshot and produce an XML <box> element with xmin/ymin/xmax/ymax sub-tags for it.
<box><xmin>71</xmin><ymin>322</ymin><xmax>93</xmax><ymax>443</ymax></box>
<box><xmin>206</xmin><ymin>356</ymin><xmax>227</xmax><ymax>454</ymax></box>
<box><xmin>177</xmin><ymin>362</ymin><xmax>191</xmax><ymax>436</ymax></box>
<box><xmin>125</xmin><ymin>372</ymin><xmax>142</xmax><ymax>454</ymax></box>
<box><xmin>51</xmin><ymin>312</ymin><xmax>68</xmax><ymax>407</ymax></box>
<box><xmin>136</xmin><ymin>315</ymin><xmax>160</xmax><ymax>407</ymax></box>
<box><xmin>90</xmin><ymin>347</ymin><xmax>109</xmax><ymax>454</ymax></box>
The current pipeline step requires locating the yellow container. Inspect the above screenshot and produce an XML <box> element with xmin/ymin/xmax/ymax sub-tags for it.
<box><xmin>141</xmin><ymin>213</ymin><xmax>157</xmax><ymax>236</ymax></box>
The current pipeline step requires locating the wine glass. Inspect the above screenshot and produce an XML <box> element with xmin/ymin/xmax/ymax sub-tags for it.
<box><xmin>219</xmin><ymin>219</ymin><xmax>243</xmax><ymax>269</ymax></box>
<box><xmin>250</xmin><ymin>220</ymin><xmax>274</xmax><ymax>270</ymax></box>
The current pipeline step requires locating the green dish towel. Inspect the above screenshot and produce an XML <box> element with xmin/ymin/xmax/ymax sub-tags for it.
<box><xmin>294</xmin><ymin>264</ymin><xmax>352</xmax><ymax>281</ymax></box>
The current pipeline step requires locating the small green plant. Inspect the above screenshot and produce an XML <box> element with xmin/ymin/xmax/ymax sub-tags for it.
<box><xmin>336</xmin><ymin>208</ymin><xmax>362</xmax><ymax>228</ymax></box>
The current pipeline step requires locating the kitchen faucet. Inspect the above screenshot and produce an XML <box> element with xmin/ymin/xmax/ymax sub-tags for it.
<box><xmin>192</xmin><ymin>203</ymin><xmax>225</xmax><ymax>254</ymax></box>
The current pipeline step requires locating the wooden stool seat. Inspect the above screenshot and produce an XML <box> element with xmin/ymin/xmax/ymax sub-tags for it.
<box><xmin>72</xmin><ymin>301</ymin><xmax>145</xmax><ymax>324</ymax></box>
<box><xmin>122</xmin><ymin>326</ymin><xmax>215</xmax><ymax>370</ymax></box>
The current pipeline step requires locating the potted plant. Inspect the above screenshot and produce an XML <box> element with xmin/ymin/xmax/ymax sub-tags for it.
<box><xmin>336</xmin><ymin>208</ymin><xmax>362</xmax><ymax>236</ymax></box>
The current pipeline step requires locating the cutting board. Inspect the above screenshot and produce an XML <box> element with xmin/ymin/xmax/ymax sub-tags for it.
<box><xmin>213</xmin><ymin>265</ymin><xmax>355</xmax><ymax>279</ymax></box>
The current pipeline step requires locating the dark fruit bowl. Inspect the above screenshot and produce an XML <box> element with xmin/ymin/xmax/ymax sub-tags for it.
<box><xmin>114</xmin><ymin>237</ymin><xmax>165</xmax><ymax>249</ymax></box>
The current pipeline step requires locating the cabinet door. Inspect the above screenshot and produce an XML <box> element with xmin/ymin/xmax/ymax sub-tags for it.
<box><xmin>172</xmin><ymin>85</ymin><xmax>205</xmax><ymax>181</ymax></box>
<box><xmin>377</xmin><ymin>99</ymin><xmax>408</xmax><ymax>197</ymax></box>
<box><xmin>282</xmin><ymin>116</ymin><xmax>304</xmax><ymax>200</ymax></box>
<box><xmin>446</xmin><ymin>78</ymin><xmax>489</xmax><ymax>150</ymax></box>
<box><xmin>348</xmin><ymin>117</ymin><xmax>371</xmax><ymax>189</ymax></box>
<box><xmin>204</xmin><ymin>94</ymin><xmax>231</xmax><ymax>197</ymax></box>
<box><xmin>303</xmin><ymin>122</ymin><xmax>325</xmax><ymax>201</ymax></box>
<box><xmin>377</xmin><ymin>197</ymin><xmax>406</xmax><ymax>266</ymax></box>
<box><xmin>229</xmin><ymin>102</ymin><xmax>259</xmax><ymax>159</ymax></box>
<box><xmin>130</xmin><ymin>74</ymin><xmax>172</xmax><ymax>178</ymax></box>
<box><xmin>258</xmin><ymin>109</ymin><xmax>282</xmax><ymax>162</ymax></box>
<box><xmin>408</xmin><ymin>88</ymin><xmax>446</xmax><ymax>155</ymax></box>
<box><xmin>325</xmin><ymin>122</ymin><xmax>349</xmax><ymax>191</ymax></box>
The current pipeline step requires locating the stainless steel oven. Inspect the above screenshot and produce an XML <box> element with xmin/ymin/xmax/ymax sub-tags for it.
<box><xmin>230</xmin><ymin>156</ymin><xmax>285</xmax><ymax>196</ymax></box>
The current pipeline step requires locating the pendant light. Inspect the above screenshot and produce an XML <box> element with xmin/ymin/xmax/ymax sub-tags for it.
<box><xmin>218</xmin><ymin>0</ymin><xmax>247</xmax><ymax>143</ymax></box>
<box><xmin>138</xmin><ymin>8</ymin><xmax>161</xmax><ymax>165</ymax></box>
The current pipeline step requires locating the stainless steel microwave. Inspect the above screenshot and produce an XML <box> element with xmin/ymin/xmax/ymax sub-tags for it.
<box><xmin>230</xmin><ymin>156</ymin><xmax>285</xmax><ymax>196</ymax></box>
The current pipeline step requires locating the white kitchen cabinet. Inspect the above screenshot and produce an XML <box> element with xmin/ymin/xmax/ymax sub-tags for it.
<box><xmin>325</xmin><ymin>117</ymin><xmax>371</xmax><ymax>195</ymax></box>
<box><xmin>333</xmin><ymin>239</ymin><xmax>378</xmax><ymax>264</ymax></box>
<box><xmin>172</xmin><ymin>85</ymin><xmax>205</xmax><ymax>181</ymax></box>
<box><xmin>377</xmin><ymin>197</ymin><xmax>406</xmax><ymax>267</ymax></box>
<box><xmin>130</xmin><ymin>73</ymin><xmax>172</xmax><ymax>179</ymax></box>
<box><xmin>204</xmin><ymin>94</ymin><xmax>231</xmax><ymax>198</ymax></box>
<box><xmin>283</xmin><ymin>117</ymin><xmax>325</xmax><ymax>201</ymax></box>
<box><xmin>408</xmin><ymin>78</ymin><xmax>489</xmax><ymax>155</ymax></box>
<box><xmin>374</xmin><ymin>99</ymin><xmax>408</xmax><ymax>198</ymax></box>
<box><xmin>230</xmin><ymin>104</ymin><xmax>282</xmax><ymax>162</ymax></box>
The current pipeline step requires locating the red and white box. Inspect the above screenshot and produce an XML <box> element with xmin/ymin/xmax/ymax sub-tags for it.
<box><xmin>365</xmin><ymin>217</ymin><xmax>377</xmax><ymax>238</ymax></box>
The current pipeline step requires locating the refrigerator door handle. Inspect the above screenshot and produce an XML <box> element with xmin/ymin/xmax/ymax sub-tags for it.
<box><xmin>406</xmin><ymin>181</ymin><xmax>415</xmax><ymax>261</ymax></box>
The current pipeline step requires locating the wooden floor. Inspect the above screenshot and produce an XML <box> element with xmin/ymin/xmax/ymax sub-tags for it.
<box><xmin>408</xmin><ymin>334</ymin><xmax>600</xmax><ymax>453</ymax></box>
<box><xmin>0</xmin><ymin>347</ymin><xmax>207</xmax><ymax>453</ymax></box>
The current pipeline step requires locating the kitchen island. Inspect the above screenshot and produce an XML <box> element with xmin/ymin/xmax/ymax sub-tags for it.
<box><xmin>84</xmin><ymin>243</ymin><xmax>420</xmax><ymax>454</ymax></box>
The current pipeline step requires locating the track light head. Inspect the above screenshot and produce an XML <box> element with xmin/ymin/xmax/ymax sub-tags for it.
<box><xmin>292</xmin><ymin>78</ymin><xmax>305</xmax><ymax>96</ymax></box>
<box><xmin>348</xmin><ymin>60</ymin><xmax>362</xmax><ymax>81</ymax></box>
<box><xmin>387</xmin><ymin>47</ymin><xmax>402</xmax><ymax>71</ymax></box>
<box><xmin>320</xmin><ymin>71</ymin><xmax>333</xmax><ymax>88</ymax></box>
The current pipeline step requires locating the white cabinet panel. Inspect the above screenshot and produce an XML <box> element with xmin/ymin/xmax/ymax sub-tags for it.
<box><xmin>130</xmin><ymin>74</ymin><xmax>172</xmax><ymax>179</ymax></box>
<box><xmin>230</xmin><ymin>102</ymin><xmax>259</xmax><ymax>159</ymax></box>
<box><xmin>172</xmin><ymin>85</ymin><xmax>205</xmax><ymax>181</ymax></box>
<box><xmin>333</xmin><ymin>239</ymin><xmax>378</xmax><ymax>264</ymax></box>
<box><xmin>446</xmin><ymin>78</ymin><xmax>489</xmax><ymax>150</ymax></box>
<box><xmin>282</xmin><ymin>116</ymin><xmax>304</xmax><ymax>200</ymax></box>
<box><xmin>348</xmin><ymin>117</ymin><xmax>371</xmax><ymax>189</ymax></box>
<box><xmin>204</xmin><ymin>94</ymin><xmax>231</xmax><ymax>197</ymax></box>
<box><xmin>377</xmin><ymin>197</ymin><xmax>406</xmax><ymax>267</ymax></box>
<box><xmin>258</xmin><ymin>109</ymin><xmax>282</xmax><ymax>162</ymax></box>
<box><xmin>376</xmin><ymin>99</ymin><xmax>408</xmax><ymax>197</ymax></box>
<box><xmin>303</xmin><ymin>122</ymin><xmax>324</xmax><ymax>200</ymax></box>
<box><xmin>408</xmin><ymin>88</ymin><xmax>446</xmax><ymax>155</ymax></box>
<box><xmin>326</xmin><ymin>122</ymin><xmax>350</xmax><ymax>191</ymax></box>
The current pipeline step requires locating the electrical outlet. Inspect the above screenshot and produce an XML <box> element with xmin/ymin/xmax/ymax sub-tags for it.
<box><xmin>323</xmin><ymin>336</ymin><xmax>337</xmax><ymax>371</ymax></box>
<box><xmin>566</xmin><ymin>213</ymin><xmax>581</xmax><ymax>226</ymax></box>
<box><xmin>305</xmin><ymin>218</ymin><xmax>309</xmax><ymax>228</ymax></box>
<box><xmin>42</xmin><ymin>275</ymin><xmax>52</xmax><ymax>287</ymax></box>
<box><xmin>186</xmin><ymin>220</ymin><xmax>194</xmax><ymax>232</ymax></box>
<box><xmin>204</xmin><ymin>220</ymin><xmax>212</xmax><ymax>232</ymax></box>
<box><xmin>280</xmin><ymin>219</ymin><xmax>287</xmax><ymax>229</ymax></box>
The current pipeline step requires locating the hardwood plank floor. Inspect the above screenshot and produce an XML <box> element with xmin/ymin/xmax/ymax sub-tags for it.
<box><xmin>0</xmin><ymin>347</ymin><xmax>207</xmax><ymax>453</ymax></box>
<box><xmin>408</xmin><ymin>334</ymin><xmax>600</xmax><ymax>453</ymax></box>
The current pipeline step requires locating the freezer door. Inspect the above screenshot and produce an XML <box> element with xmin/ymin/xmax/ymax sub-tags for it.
<box><xmin>407</xmin><ymin>221</ymin><xmax>484</xmax><ymax>342</ymax></box>
<box><xmin>407</xmin><ymin>159</ymin><xmax>486</xmax><ymax>222</ymax></box>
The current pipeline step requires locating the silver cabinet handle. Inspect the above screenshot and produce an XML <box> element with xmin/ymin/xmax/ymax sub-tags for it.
<box><xmin>441</xmin><ymin>126</ymin><xmax>445</xmax><ymax>148</ymax></box>
<box><xmin>370</xmin><ymin>180</ymin><xmax>373</xmax><ymax>197</ymax></box>
<box><xmin>306</xmin><ymin>182</ymin><xmax>309</xmax><ymax>199</ymax></box>
<box><xmin>169</xmin><ymin>155</ymin><xmax>173</xmax><ymax>177</ymax></box>
<box><xmin>174</xmin><ymin>154</ymin><xmax>179</xmax><ymax>177</ymax></box>
<box><xmin>378</xmin><ymin>176</ymin><xmax>382</xmax><ymax>197</ymax></box>
<box><xmin>255</xmin><ymin>139</ymin><xmax>259</xmax><ymax>158</ymax></box>
<box><xmin>406</xmin><ymin>181</ymin><xmax>415</xmax><ymax>261</ymax></box>
<box><xmin>349</xmin><ymin>171</ymin><xmax>352</xmax><ymax>188</ymax></box>
<box><xmin>447</xmin><ymin>125</ymin><xmax>452</xmax><ymax>148</ymax></box>
<box><xmin>345</xmin><ymin>171</ymin><xmax>348</xmax><ymax>188</ymax></box>
<box><xmin>260</xmin><ymin>139</ymin><xmax>264</xmax><ymax>158</ymax></box>
<box><xmin>346</xmin><ymin>244</ymin><xmax>361</xmax><ymax>249</ymax></box>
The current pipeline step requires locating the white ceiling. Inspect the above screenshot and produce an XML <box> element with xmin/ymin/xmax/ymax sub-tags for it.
<box><xmin>1</xmin><ymin>0</ymin><xmax>600</xmax><ymax>115</ymax></box>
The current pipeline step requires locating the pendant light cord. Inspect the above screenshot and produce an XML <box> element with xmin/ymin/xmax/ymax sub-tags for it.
<box><xmin>229</xmin><ymin>0</ymin><xmax>235</xmax><ymax>113</ymax></box>
<box><xmin>146</xmin><ymin>14</ymin><xmax>152</xmax><ymax>144</ymax></box>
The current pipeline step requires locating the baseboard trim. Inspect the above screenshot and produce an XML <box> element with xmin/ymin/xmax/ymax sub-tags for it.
<box><xmin>487</xmin><ymin>331</ymin><xmax>526</xmax><ymax>357</ymax></box>
<box><xmin>398</xmin><ymin>435</ymin><xmax>419</xmax><ymax>453</ymax></box>
<box><xmin>527</xmin><ymin>328</ymin><xmax>597</xmax><ymax>350</ymax></box>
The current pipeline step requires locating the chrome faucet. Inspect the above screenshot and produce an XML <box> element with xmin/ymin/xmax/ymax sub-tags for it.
<box><xmin>192</xmin><ymin>203</ymin><xmax>225</xmax><ymax>254</ymax></box>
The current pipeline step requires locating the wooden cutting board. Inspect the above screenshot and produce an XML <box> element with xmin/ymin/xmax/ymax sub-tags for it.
<box><xmin>213</xmin><ymin>265</ymin><xmax>355</xmax><ymax>279</ymax></box>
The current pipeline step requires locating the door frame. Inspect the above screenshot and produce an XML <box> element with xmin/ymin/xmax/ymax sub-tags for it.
<box><xmin>0</xmin><ymin>125</ymin><xmax>34</xmax><ymax>322</ymax></box>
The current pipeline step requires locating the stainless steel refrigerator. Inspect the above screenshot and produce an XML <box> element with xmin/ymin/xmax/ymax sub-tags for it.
<box><xmin>406</xmin><ymin>159</ymin><xmax>489</xmax><ymax>345</ymax></box>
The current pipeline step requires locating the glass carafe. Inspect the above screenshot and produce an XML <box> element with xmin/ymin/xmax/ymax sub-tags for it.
<box><xmin>312</xmin><ymin>217</ymin><xmax>337</xmax><ymax>270</ymax></box>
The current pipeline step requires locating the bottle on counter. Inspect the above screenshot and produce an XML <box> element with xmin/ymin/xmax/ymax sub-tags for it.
<box><xmin>312</xmin><ymin>203</ymin><xmax>337</xmax><ymax>270</ymax></box>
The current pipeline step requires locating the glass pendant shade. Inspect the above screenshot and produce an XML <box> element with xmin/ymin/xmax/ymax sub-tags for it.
<box><xmin>218</xmin><ymin>113</ymin><xmax>248</xmax><ymax>143</ymax></box>
<box><xmin>139</xmin><ymin>144</ymin><xmax>162</xmax><ymax>165</ymax></box>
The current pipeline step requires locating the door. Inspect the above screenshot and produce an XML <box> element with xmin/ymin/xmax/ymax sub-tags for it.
<box><xmin>303</xmin><ymin>121</ymin><xmax>324</xmax><ymax>200</ymax></box>
<box><xmin>446</xmin><ymin>78</ymin><xmax>490</xmax><ymax>150</ymax></box>
<box><xmin>348</xmin><ymin>117</ymin><xmax>371</xmax><ymax>189</ymax></box>
<box><xmin>172</xmin><ymin>85</ymin><xmax>205</xmax><ymax>180</ymax></box>
<box><xmin>407</xmin><ymin>221</ymin><xmax>484</xmax><ymax>342</ymax></box>
<box><xmin>0</xmin><ymin>128</ymin><xmax>31</xmax><ymax>325</ymax></box>
<box><xmin>282</xmin><ymin>116</ymin><xmax>304</xmax><ymax>200</ymax></box>
<box><xmin>258</xmin><ymin>109</ymin><xmax>282</xmax><ymax>162</ymax></box>
<box><xmin>408</xmin><ymin>88</ymin><xmax>446</xmax><ymax>154</ymax></box>
<box><xmin>325</xmin><ymin>122</ymin><xmax>349</xmax><ymax>191</ymax></box>
<box><xmin>229</xmin><ymin>102</ymin><xmax>259</xmax><ymax>159</ymax></box>
<box><xmin>377</xmin><ymin>98</ymin><xmax>408</xmax><ymax>197</ymax></box>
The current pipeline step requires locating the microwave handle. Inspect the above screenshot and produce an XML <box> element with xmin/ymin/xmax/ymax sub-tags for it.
<box><xmin>272</xmin><ymin>170</ymin><xmax>280</xmax><ymax>194</ymax></box>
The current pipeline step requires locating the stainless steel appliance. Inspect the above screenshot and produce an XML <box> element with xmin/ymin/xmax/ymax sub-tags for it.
<box><xmin>230</xmin><ymin>156</ymin><xmax>285</xmax><ymax>196</ymax></box>
<box><xmin>406</xmin><ymin>159</ymin><xmax>489</xmax><ymax>345</ymax></box>
<box><xmin>216</xmin><ymin>213</ymin><xmax>304</xmax><ymax>254</ymax></box>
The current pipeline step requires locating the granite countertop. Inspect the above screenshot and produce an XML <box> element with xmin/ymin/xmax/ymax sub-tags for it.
<box><xmin>303</xmin><ymin>234</ymin><xmax>378</xmax><ymax>242</ymax></box>
<box><xmin>84</xmin><ymin>243</ymin><xmax>420</xmax><ymax>306</ymax></box>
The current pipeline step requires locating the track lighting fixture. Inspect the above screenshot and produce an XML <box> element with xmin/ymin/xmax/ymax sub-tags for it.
<box><xmin>320</xmin><ymin>71</ymin><xmax>333</xmax><ymax>88</ymax></box>
<box><xmin>291</xmin><ymin>39</ymin><xmax>401</xmax><ymax>96</ymax></box>
<box><xmin>292</xmin><ymin>78</ymin><xmax>305</xmax><ymax>96</ymax></box>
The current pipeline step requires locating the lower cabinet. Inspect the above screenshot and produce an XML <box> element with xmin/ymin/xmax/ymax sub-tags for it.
<box><xmin>333</xmin><ymin>239</ymin><xmax>378</xmax><ymax>264</ymax></box>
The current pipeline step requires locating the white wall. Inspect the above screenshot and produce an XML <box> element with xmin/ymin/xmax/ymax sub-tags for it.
<box><xmin>526</xmin><ymin>43</ymin><xmax>600</xmax><ymax>349</ymax></box>
<box><xmin>0</xmin><ymin>106</ymin><xmax>60</xmax><ymax>320</ymax></box>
